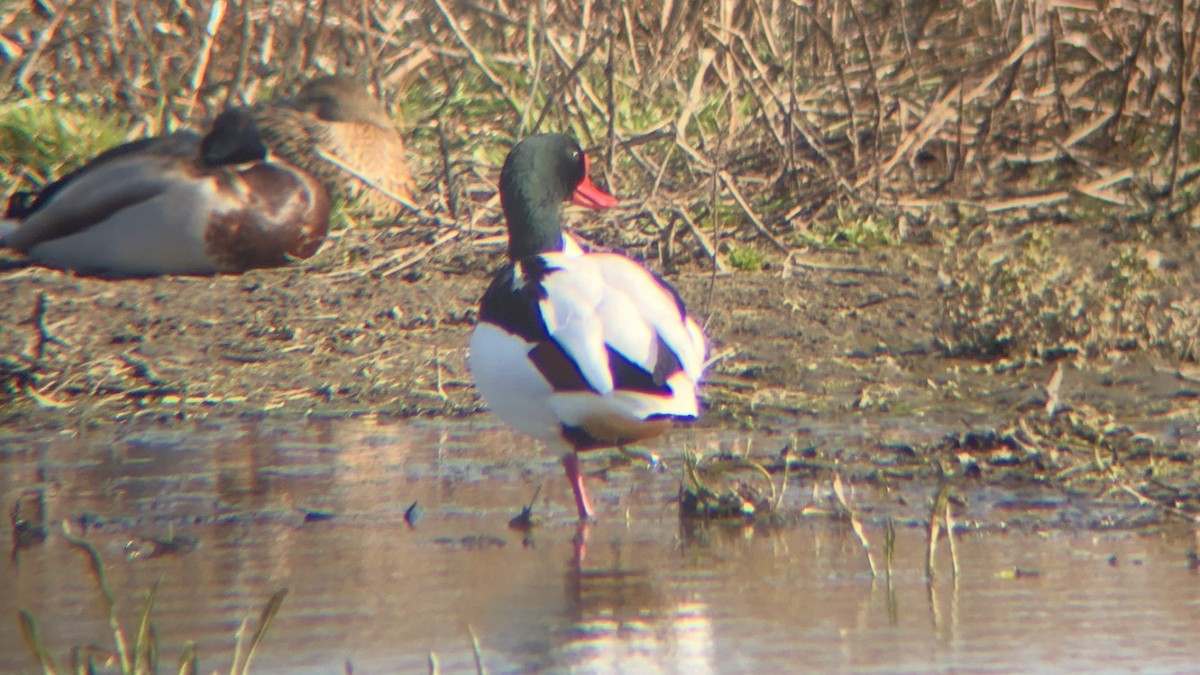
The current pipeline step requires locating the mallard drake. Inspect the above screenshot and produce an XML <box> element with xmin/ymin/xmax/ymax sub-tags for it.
<box><xmin>5</xmin><ymin>131</ymin><xmax>203</xmax><ymax>220</ymax></box>
<box><xmin>250</xmin><ymin>75</ymin><xmax>415</xmax><ymax>218</ymax></box>
<box><xmin>0</xmin><ymin>107</ymin><xmax>331</xmax><ymax>276</ymax></box>
<box><xmin>468</xmin><ymin>134</ymin><xmax>708</xmax><ymax>521</ymax></box>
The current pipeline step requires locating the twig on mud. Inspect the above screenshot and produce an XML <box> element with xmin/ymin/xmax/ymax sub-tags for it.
<box><xmin>434</xmin><ymin>346</ymin><xmax>448</xmax><ymax>401</ymax></box>
<box><xmin>605</xmin><ymin>6</ymin><xmax>617</xmax><ymax>179</ymax></box>
<box><xmin>1160</xmin><ymin>0</ymin><xmax>1198</xmax><ymax>199</ymax></box>
<box><xmin>874</xmin><ymin>34</ymin><xmax>1040</xmax><ymax>184</ymax></box>
<box><xmin>118</xmin><ymin>352</ymin><xmax>169</xmax><ymax>387</ymax></box>
<box><xmin>1114</xmin><ymin>482</ymin><xmax>1200</xmax><ymax>525</ymax></box>
<box><xmin>20</xmin><ymin>381</ymin><xmax>71</xmax><ymax>409</ymax></box>
<box><xmin>518</xmin><ymin>1</ymin><xmax>547</xmax><ymax>135</ymax></box>
<box><xmin>530</xmin><ymin>29</ymin><xmax>611</xmax><ymax>135</ymax></box>
<box><xmin>31</xmin><ymin>292</ymin><xmax>69</xmax><ymax>359</ymax></box>
<box><xmin>433</xmin><ymin>116</ymin><xmax>459</xmax><ymax>220</ymax></box>
<box><xmin>379</xmin><ymin>230</ymin><xmax>460</xmax><ymax>278</ymax></box>
<box><xmin>717</xmin><ymin>171</ymin><xmax>788</xmax><ymax>253</ymax></box>
<box><xmin>122</xmin><ymin>8</ymin><xmax>170</xmax><ymax>132</ymax></box>
<box><xmin>983</xmin><ymin>191</ymin><xmax>1069</xmax><ymax>213</ymax></box>
<box><xmin>468</xmin><ymin>624</ymin><xmax>486</xmax><ymax>675</ymax></box>
<box><xmin>943</xmin><ymin>493</ymin><xmax>959</xmax><ymax>582</ymax></box>
<box><xmin>984</xmin><ymin>167</ymin><xmax>1136</xmax><ymax>214</ymax></box>
<box><xmin>797</xmin><ymin>5</ymin><xmax>860</xmax><ymax>167</ymax></box>
<box><xmin>926</xmin><ymin>481</ymin><xmax>952</xmax><ymax>582</ymax></box>
<box><xmin>665</xmin><ymin>209</ymin><xmax>727</xmax><ymax>272</ymax></box>
<box><xmin>855</xmin><ymin>292</ymin><xmax>918</xmax><ymax>310</ymax></box>
<box><xmin>227</xmin><ymin>0</ymin><xmax>253</xmax><ymax>107</ymax></box>
<box><xmin>969</xmin><ymin>41</ymin><xmax>1025</xmax><ymax>166</ymax></box>
<box><xmin>832</xmin><ymin>473</ymin><xmax>877</xmax><ymax>578</ymax></box>
<box><xmin>774</xmin><ymin>444</ymin><xmax>791</xmax><ymax>512</ymax></box>
<box><xmin>543</xmin><ymin>31</ymin><xmax>609</xmax><ymax>128</ymax></box>
<box><xmin>784</xmin><ymin>253</ymin><xmax>888</xmax><ymax>277</ymax></box>
<box><xmin>701</xmin><ymin>347</ymin><xmax>735</xmax><ymax>372</ymax></box>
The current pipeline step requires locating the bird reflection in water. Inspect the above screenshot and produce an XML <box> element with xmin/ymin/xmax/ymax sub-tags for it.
<box><xmin>554</xmin><ymin>522</ymin><xmax>716</xmax><ymax>673</ymax></box>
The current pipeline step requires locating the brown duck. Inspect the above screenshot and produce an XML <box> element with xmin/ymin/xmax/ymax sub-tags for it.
<box><xmin>251</xmin><ymin>75</ymin><xmax>415</xmax><ymax>218</ymax></box>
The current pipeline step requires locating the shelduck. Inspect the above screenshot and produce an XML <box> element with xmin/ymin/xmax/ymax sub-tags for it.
<box><xmin>469</xmin><ymin>133</ymin><xmax>707</xmax><ymax>521</ymax></box>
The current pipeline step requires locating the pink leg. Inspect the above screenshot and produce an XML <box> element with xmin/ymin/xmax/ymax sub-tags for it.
<box><xmin>561</xmin><ymin>452</ymin><xmax>595</xmax><ymax>521</ymax></box>
<box><xmin>572</xmin><ymin>521</ymin><xmax>591</xmax><ymax>567</ymax></box>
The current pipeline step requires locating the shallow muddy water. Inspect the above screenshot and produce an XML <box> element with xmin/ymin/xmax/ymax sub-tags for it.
<box><xmin>1</xmin><ymin>417</ymin><xmax>1198</xmax><ymax>673</ymax></box>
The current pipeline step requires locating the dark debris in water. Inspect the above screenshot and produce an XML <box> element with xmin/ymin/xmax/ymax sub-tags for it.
<box><xmin>404</xmin><ymin>500</ymin><xmax>421</xmax><ymax>529</ymax></box>
<box><xmin>433</xmin><ymin>535</ymin><xmax>507</xmax><ymax>551</ymax></box>
<box><xmin>679</xmin><ymin>450</ymin><xmax>775</xmax><ymax>522</ymax></box>
<box><xmin>125</xmin><ymin>533</ymin><xmax>199</xmax><ymax>560</ymax></box>
<box><xmin>74</xmin><ymin>512</ymin><xmax>108</xmax><ymax>533</ymax></box>
<box><xmin>10</xmin><ymin>490</ymin><xmax>48</xmax><ymax>553</ymax></box>
<box><xmin>997</xmin><ymin>566</ymin><xmax>1042</xmax><ymax>579</ymax></box>
<box><xmin>508</xmin><ymin>504</ymin><xmax>540</xmax><ymax>531</ymax></box>
<box><xmin>679</xmin><ymin>482</ymin><xmax>764</xmax><ymax>520</ymax></box>
<box><xmin>927</xmin><ymin>403</ymin><xmax>1200</xmax><ymax>527</ymax></box>
<box><xmin>508</xmin><ymin>485</ymin><xmax>543</xmax><ymax>532</ymax></box>
<box><xmin>302</xmin><ymin>508</ymin><xmax>336</xmax><ymax>522</ymax></box>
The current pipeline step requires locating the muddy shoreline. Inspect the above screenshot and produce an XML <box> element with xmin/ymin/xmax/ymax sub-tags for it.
<box><xmin>2</xmin><ymin>228</ymin><xmax>1198</xmax><ymax>526</ymax></box>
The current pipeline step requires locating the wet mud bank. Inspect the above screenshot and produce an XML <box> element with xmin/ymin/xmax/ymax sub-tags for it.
<box><xmin>2</xmin><ymin>233</ymin><xmax>1198</xmax><ymax>527</ymax></box>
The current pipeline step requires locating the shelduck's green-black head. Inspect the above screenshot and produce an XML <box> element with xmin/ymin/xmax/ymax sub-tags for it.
<box><xmin>499</xmin><ymin>133</ymin><xmax>618</xmax><ymax>260</ymax></box>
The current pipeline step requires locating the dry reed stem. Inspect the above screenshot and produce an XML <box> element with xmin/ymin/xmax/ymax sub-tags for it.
<box><xmin>1</xmin><ymin>0</ymin><xmax>1197</xmax><ymax>269</ymax></box>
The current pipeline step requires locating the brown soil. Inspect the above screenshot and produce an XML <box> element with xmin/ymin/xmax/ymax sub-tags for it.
<box><xmin>1</xmin><ymin>226</ymin><xmax>947</xmax><ymax>426</ymax></box>
<box><xmin>2</xmin><ymin>223</ymin><xmax>1198</xmax><ymax>525</ymax></box>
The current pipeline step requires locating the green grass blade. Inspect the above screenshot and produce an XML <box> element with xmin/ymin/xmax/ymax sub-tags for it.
<box><xmin>229</xmin><ymin>616</ymin><xmax>249</xmax><ymax>675</ymax></box>
<box><xmin>61</xmin><ymin>522</ymin><xmax>130</xmax><ymax>674</ymax></box>
<box><xmin>133</xmin><ymin>579</ymin><xmax>161</xmax><ymax>674</ymax></box>
<box><xmin>927</xmin><ymin>482</ymin><xmax>952</xmax><ymax>582</ymax></box>
<box><xmin>236</xmin><ymin>588</ymin><xmax>287</xmax><ymax>675</ymax></box>
<box><xmin>69</xmin><ymin>645</ymin><xmax>96</xmax><ymax>675</ymax></box>
<box><xmin>177</xmin><ymin>640</ymin><xmax>197</xmax><ymax>675</ymax></box>
<box><xmin>18</xmin><ymin>609</ymin><xmax>59</xmax><ymax>675</ymax></box>
<box><xmin>468</xmin><ymin>624</ymin><xmax>485</xmax><ymax>675</ymax></box>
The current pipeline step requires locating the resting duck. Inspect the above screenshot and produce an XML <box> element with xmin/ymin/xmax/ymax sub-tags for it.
<box><xmin>251</xmin><ymin>75</ymin><xmax>416</xmax><ymax>218</ymax></box>
<box><xmin>5</xmin><ymin>131</ymin><xmax>204</xmax><ymax>220</ymax></box>
<box><xmin>0</xmin><ymin>107</ymin><xmax>331</xmax><ymax>276</ymax></box>
<box><xmin>7</xmin><ymin>75</ymin><xmax>412</xmax><ymax>225</ymax></box>
<box><xmin>468</xmin><ymin>134</ymin><xmax>707</xmax><ymax>521</ymax></box>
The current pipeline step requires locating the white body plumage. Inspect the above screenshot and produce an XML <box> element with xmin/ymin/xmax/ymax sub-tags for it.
<box><xmin>469</xmin><ymin>237</ymin><xmax>706</xmax><ymax>451</ymax></box>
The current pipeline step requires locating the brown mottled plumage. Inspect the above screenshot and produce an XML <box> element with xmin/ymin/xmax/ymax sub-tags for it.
<box><xmin>250</xmin><ymin>75</ymin><xmax>415</xmax><ymax>218</ymax></box>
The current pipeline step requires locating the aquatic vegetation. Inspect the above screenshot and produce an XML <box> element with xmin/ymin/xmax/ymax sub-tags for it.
<box><xmin>17</xmin><ymin>523</ymin><xmax>287</xmax><ymax>674</ymax></box>
<box><xmin>940</xmin><ymin>223</ymin><xmax>1198</xmax><ymax>362</ymax></box>
<box><xmin>936</xmin><ymin>400</ymin><xmax>1200</xmax><ymax>526</ymax></box>
<box><xmin>678</xmin><ymin>447</ymin><xmax>776</xmax><ymax>521</ymax></box>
